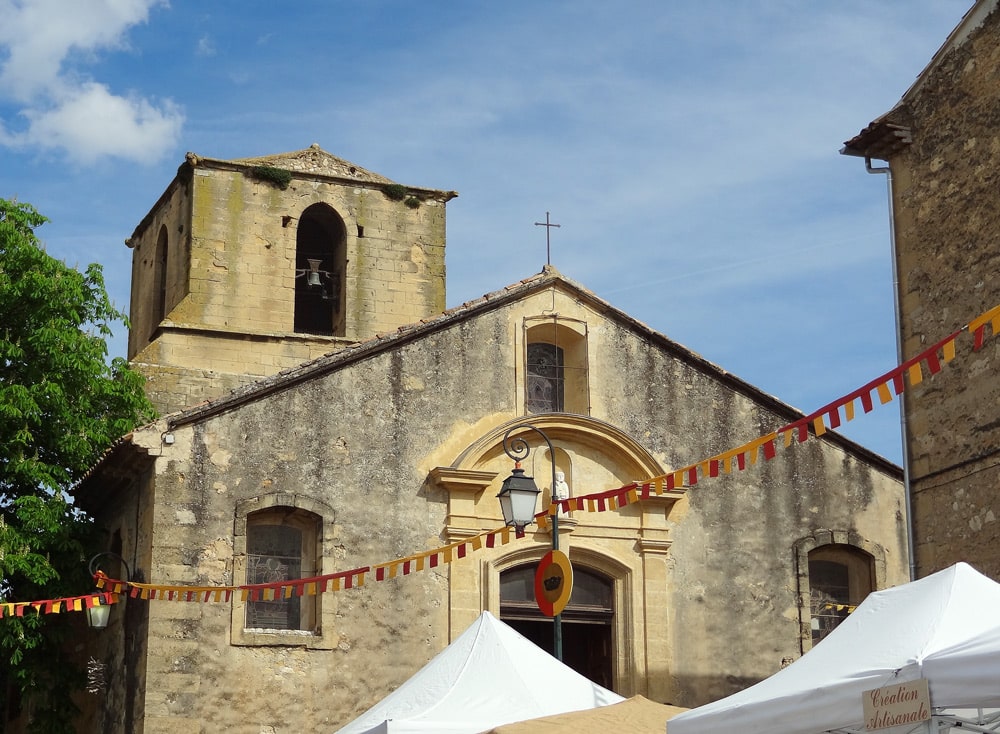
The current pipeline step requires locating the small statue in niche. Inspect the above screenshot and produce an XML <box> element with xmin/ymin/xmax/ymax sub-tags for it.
<box><xmin>553</xmin><ymin>471</ymin><xmax>570</xmax><ymax>515</ymax></box>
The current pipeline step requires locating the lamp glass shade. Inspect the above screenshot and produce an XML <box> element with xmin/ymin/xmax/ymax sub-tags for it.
<box><xmin>497</xmin><ymin>467</ymin><xmax>541</xmax><ymax>528</ymax></box>
<box><xmin>87</xmin><ymin>603</ymin><xmax>112</xmax><ymax>630</ymax></box>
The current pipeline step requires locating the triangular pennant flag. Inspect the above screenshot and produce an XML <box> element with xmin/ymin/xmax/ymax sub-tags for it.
<box><xmin>943</xmin><ymin>337</ymin><xmax>956</xmax><ymax>362</ymax></box>
<box><xmin>925</xmin><ymin>349</ymin><xmax>942</xmax><ymax>375</ymax></box>
<box><xmin>761</xmin><ymin>435</ymin><xmax>777</xmax><ymax>460</ymax></box>
<box><xmin>876</xmin><ymin>381</ymin><xmax>893</xmax><ymax>404</ymax></box>
<box><xmin>826</xmin><ymin>406</ymin><xmax>841</xmax><ymax>429</ymax></box>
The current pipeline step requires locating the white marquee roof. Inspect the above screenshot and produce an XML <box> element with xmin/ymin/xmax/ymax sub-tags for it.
<box><xmin>670</xmin><ymin>563</ymin><xmax>1000</xmax><ymax>734</ymax></box>
<box><xmin>334</xmin><ymin>611</ymin><xmax>622</xmax><ymax>734</ymax></box>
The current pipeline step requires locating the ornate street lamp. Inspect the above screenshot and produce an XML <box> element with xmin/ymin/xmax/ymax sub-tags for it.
<box><xmin>497</xmin><ymin>464</ymin><xmax>542</xmax><ymax>530</ymax></box>
<box><xmin>498</xmin><ymin>423</ymin><xmax>566</xmax><ymax>661</ymax></box>
<box><xmin>87</xmin><ymin>552</ymin><xmax>131</xmax><ymax>630</ymax></box>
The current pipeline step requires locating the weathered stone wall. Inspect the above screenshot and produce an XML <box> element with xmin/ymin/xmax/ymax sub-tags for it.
<box><xmin>127</xmin><ymin>176</ymin><xmax>192</xmax><ymax>359</ymax></box>
<box><xmin>73</xmin><ymin>463</ymin><xmax>156</xmax><ymax>734</ymax></box>
<box><xmin>120</xmin><ymin>285</ymin><xmax>905</xmax><ymax>731</ymax></box>
<box><xmin>127</xmin><ymin>158</ymin><xmax>448</xmax><ymax>415</ymax></box>
<box><xmin>883</xmin><ymin>3</ymin><xmax>1000</xmax><ymax>578</ymax></box>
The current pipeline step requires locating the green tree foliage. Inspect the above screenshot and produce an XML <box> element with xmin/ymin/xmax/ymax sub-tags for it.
<box><xmin>0</xmin><ymin>198</ymin><xmax>156</xmax><ymax>732</ymax></box>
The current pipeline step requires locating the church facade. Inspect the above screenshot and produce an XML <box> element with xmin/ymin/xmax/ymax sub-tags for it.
<box><xmin>71</xmin><ymin>147</ymin><xmax>906</xmax><ymax>733</ymax></box>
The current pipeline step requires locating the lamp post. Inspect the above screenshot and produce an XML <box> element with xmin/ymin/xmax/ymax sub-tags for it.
<box><xmin>87</xmin><ymin>552</ymin><xmax>131</xmax><ymax>630</ymax></box>
<box><xmin>497</xmin><ymin>423</ymin><xmax>564</xmax><ymax>661</ymax></box>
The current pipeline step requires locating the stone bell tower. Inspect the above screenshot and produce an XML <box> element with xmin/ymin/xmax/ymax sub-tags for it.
<box><xmin>125</xmin><ymin>144</ymin><xmax>456</xmax><ymax>414</ymax></box>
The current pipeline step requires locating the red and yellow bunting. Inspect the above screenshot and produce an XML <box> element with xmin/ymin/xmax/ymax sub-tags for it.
<box><xmin>6</xmin><ymin>303</ymin><xmax>1000</xmax><ymax>615</ymax></box>
<box><xmin>0</xmin><ymin>591</ymin><xmax>119</xmax><ymax>619</ymax></box>
<box><xmin>91</xmin><ymin>528</ymin><xmax>521</xmax><ymax>603</ymax></box>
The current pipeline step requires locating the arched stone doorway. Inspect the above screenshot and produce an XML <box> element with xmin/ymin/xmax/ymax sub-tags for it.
<box><xmin>435</xmin><ymin>413</ymin><xmax>672</xmax><ymax>697</ymax></box>
<box><xmin>499</xmin><ymin>564</ymin><xmax>615</xmax><ymax>690</ymax></box>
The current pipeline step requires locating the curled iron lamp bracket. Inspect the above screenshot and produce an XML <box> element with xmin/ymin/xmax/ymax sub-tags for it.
<box><xmin>501</xmin><ymin>424</ymin><xmax>553</xmax><ymax>467</ymax></box>
<box><xmin>88</xmin><ymin>551</ymin><xmax>131</xmax><ymax>583</ymax></box>
<box><xmin>86</xmin><ymin>552</ymin><xmax>131</xmax><ymax>630</ymax></box>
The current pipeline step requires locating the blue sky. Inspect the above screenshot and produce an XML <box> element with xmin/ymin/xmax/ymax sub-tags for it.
<box><xmin>0</xmin><ymin>1</ymin><xmax>976</xmax><ymax>464</ymax></box>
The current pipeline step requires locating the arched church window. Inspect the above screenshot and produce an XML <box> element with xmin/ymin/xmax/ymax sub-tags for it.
<box><xmin>294</xmin><ymin>203</ymin><xmax>347</xmax><ymax>337</ymax></box>
<box><xmin>244</xmin><ymin>508</ymin><xmax>320</xmax><ymax>632</ymax></box>
<box><xmin>524</xmin><ymin>317</ymin><xmax>590</xmax><ymax>415</ymax></box>
<box><xmin>500</xmin><ymin>564</ymin><xmax>614</xmax><ymax>688</ymax></box>
<box><xmin>808</xmin><ymin>544</ymin><xmax>873</xmax><ymax>643</ymax></box>
<box><xmin>527</xmin><ymin>342</ymin><xmax>564</xmax><ymax>413</ymax></box>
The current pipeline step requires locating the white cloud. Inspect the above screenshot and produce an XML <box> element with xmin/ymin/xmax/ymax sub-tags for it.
<box><xmin>2</xmin><ymin>82</ymin><xmax>182</xmax><ymax>164</ymax></box>
<box><xmin>0</xmin><ymin>0</ymin><xmax>181</xmax><ymax>163</ymax></box>
<box><xmin>196</xmin><ymin>35</ymin><xmax>216</xmax><ymax>57</ymax></box>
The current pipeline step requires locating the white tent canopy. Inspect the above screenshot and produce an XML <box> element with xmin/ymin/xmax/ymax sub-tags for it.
<box><xmin>334</xmin><ymin>611</ymin><xmax>623</xmax><ymax>734</ymax></box>
<box><xmin>669</xmin><ymin>563</ymin><xmax>1000</xmax><ymax>734</ymax></box>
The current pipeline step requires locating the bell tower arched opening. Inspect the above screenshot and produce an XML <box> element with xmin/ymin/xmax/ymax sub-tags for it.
<box><xmin>152</xmin><ymin>224</ymin><xmax>168</xmax><ymax>329</ymax></box>
<box><xmin>294</xmin><ymin>203</ymin><xmax>347</xmax><ymax>336</ymax></box>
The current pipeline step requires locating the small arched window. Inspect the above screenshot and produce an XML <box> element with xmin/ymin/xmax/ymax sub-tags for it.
<box><xmin>294</xmin><ymin>203</ymin><xmax>347</xmax><ymax>336</ymax></box>
<box><xmin>808</xmin><ymin>545</ymin><xmax>873</xmax><ymax>643</ymax></box>
<box><xmin>245</xmin><ymin>508</ymin><xmax>320</xmax><ymax>632</ymax></box>
<box><xmin>527</xmin><ymin>342</ymin><xmax>564</xmax><ymax>413</ymax></box>
<box><xmin>524</xmin><ymin>317</ymin><xmax>589</xmax><ymax>415</ymax></box>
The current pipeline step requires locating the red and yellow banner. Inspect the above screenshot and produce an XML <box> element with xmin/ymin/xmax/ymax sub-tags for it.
<box><xmin>0</xmin><ymin>591</ymin><xmax>118</xmax><ymax>619</ymax></box>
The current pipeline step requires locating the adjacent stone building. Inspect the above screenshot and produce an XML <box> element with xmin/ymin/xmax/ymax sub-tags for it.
<box><xmin>842</xmin><ymin>0</ymin><xmax>1000</xmax><ymax>580</ymax></box>
<box><xmin>65</xmin><ymin>146</ymin><xmax>907</xmax><ymax>733</ymax></box>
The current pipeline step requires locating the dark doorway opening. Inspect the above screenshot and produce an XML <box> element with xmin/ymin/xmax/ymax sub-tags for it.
<box><xmin>500</xmin><ymin>564</ymin><xmax>615</xmax><ymax>691</ymax></box>
<box><xmin>506</xmin><ymin>618</ymin><xmax>613</xmax><ymax>690</ymax></box>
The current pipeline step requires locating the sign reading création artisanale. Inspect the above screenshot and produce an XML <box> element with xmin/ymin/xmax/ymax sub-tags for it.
<box><xmin>862</xmin><ymin>678</ymin><xmax>931</xmax><ymax>731</ymax></box>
